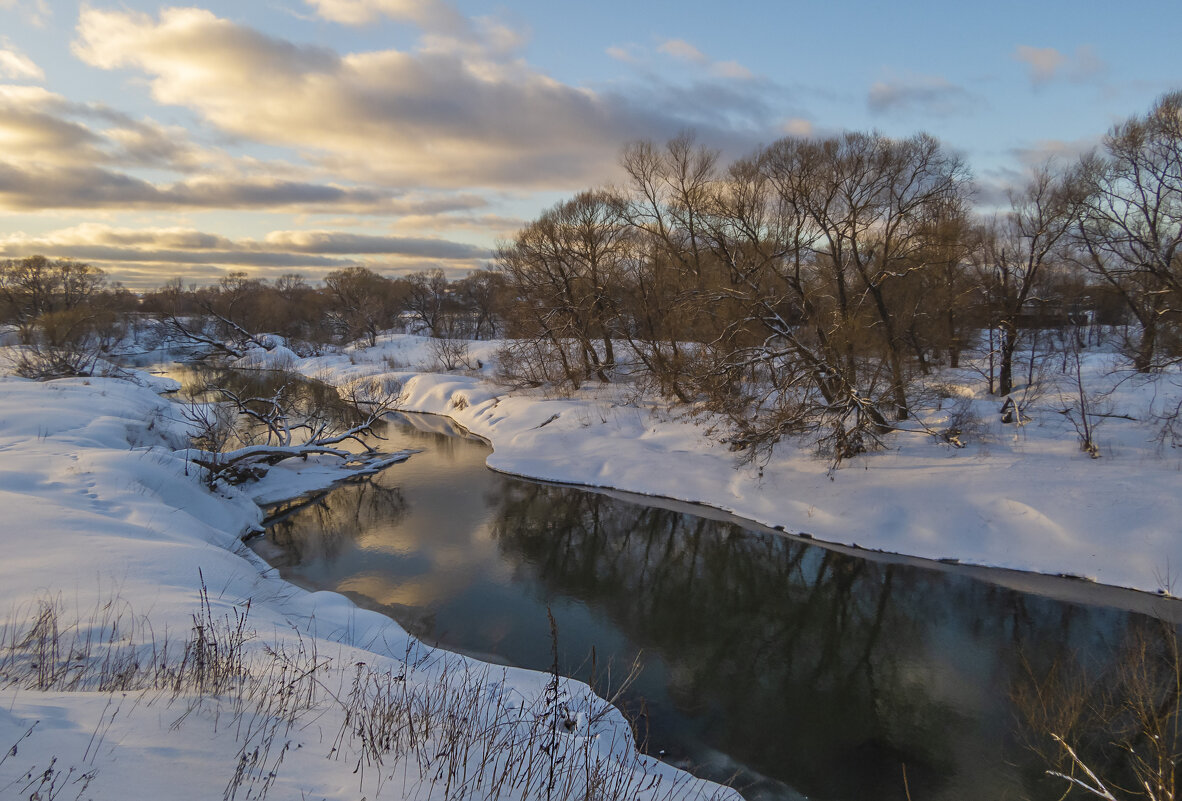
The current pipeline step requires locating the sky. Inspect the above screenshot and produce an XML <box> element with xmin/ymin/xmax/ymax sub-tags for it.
<box><xmin>0</xmin><ymin>0</ymin><xmax>1178</xmax><ymax>289</ymax></box>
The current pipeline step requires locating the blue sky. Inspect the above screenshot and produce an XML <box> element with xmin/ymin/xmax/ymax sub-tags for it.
<box><xmin>0</xmin><ymin>0</ymin><xmax>1178</xmax><ymax>287</ymax></box>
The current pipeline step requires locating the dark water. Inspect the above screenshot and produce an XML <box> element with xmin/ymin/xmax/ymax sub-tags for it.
<box><xmin>255</xmin><ymin>411</ymin><xmax>1181</xmax><ymax>801</ymax></box>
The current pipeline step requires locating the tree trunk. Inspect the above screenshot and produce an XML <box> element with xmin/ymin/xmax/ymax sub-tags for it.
<box><xmin>998</xmin><ymin>320</ymin><xmax>1017</xmax><ymax>396</ymax></box>
<box><xmin>1133</xmin><ymin>305</ymin><xmax>1158</xmax><ymax>372</ymax></box>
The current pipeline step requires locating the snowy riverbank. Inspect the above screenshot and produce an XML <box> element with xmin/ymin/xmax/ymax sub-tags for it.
<box><xmin>286</xmin><ymin>333</ymin><xmax>1182</xmax><ymax>597</ymax></box>
<box><xmin>0</xmin><ymin>368</ymin><xmax>738</xmax><ymax>801</ymax></box>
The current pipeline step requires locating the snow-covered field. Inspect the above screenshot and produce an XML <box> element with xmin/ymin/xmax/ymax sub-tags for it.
<box><xmin>0</xmin><ymin>365</ymin><xmax>738</xmax><ymax>801</ymax></box>
<box><xmin>287</xmin><ymin>334</ymin><xmax>1182</xmax><ymax>597</ymax></box>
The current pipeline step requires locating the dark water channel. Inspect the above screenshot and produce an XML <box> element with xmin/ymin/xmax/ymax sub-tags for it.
<box><xmin>254</xmin><ymin>411</ymin><xmax>1181</xmax><ymax>801</ymax></box>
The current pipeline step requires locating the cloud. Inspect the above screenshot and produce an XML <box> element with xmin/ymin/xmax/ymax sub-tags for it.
<box><xmin>72</xmin><ymin>7</ymin><xmax>774</xmax><ymax>190</ymax></box>
<box><xmin>0</xmin><ymin>83</ymin><xmax>222</xmax><ymax>174</ymax></box>
<box><xmin>1011</xmin><ymin>135</ymin><xmax>1100</xmax><ymax>169</ymax></box>
<box><xmin>712</xmin><ymin>61</ymin><xmax>753</xmax><ymax>81</ymax></box>
<box><xmin>0</xmin><ymin>86</ymin><xmax>106</xmax><ymax>164</ymax></box>
<box><xmin>0</xmin><ymin>82</ymin><xmax>492</xmax><ymax>214</ymax></box>
<box><xmin>780</xmin><ymin>117</ymin><xmax>814</xmax><ymax>138</ymax></box>
<box><xmin>1013</xmin><ymin>45</ymin><xmax>1106</xmax><ymax>87</ymax></box>
<box><xmin>305</xmin><ymin>0</ymin><xmax>466</xmax><ymax>32</ymax></box>
<box><xmin>0</xmin><ymin>43</ymin><xmax>42</xmax><ymax>81</ymax></box>
<box><xmin>867</xmin><ymin>73</ymin><xmax>973</xmax><ymax>117</ymax></box>
<box><xmin>0</xmin><ymin>0</ymin><xmax>50</xmax><ymax>27</ymax></box>
<box><xmin>390</xmin><ymin>212</ymin><xmax>525</xmax><ymax>237</ymax></box>
<box><xmin>0</xmin><ymin>223</ymin><xmax>491</xmax><ymax>287</ymax></box>
<box><xmin>972</xmin><ymin>134</ymin><xmax>1102</xmax><ymax>209</ymax></box>
<box><xmin>658</xmin><ymin>39</ymin><xmax>708</xmax><ymax>65</ymax></box>
<box><xmin>654</xmin><ymin>38</ymin><xmax>754</xmax><ymax>81</ymax></box>
<box><xmin>261</xmin><ymin>230</ymin><xmax>490</xmax><ymax>259</ymax></box>
<box><xmin>606</xmin><ymin>44</ymin><xmax>641</xmax><ymax>64</ymax></box>
<box><xmin>1013</xmin><ymin>46</ymin><xmax>1063</xmax><ymax>85</ymax></box>
<box><xmin>0</xmin><ymin>161</ymin><xmax>411</xmax><ymax>213</ymax></box>
<box><xmin>0</xmin><ymin>223</ymin><xmax>489</xmax><ymax>261</ymax></box>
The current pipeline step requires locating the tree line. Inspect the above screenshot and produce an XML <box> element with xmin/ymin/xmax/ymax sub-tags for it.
<box><xmin>0</xmin><ymin>260</ymin><xmax>512</xmax><ymax>372</ymax></box>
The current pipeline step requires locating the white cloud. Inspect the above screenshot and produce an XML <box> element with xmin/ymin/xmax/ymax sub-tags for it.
<box><xmin>0</xmin><ymin>43</ymin><xmax>42</xmax><ymax>81</ymax></box>
<box><xmin>0</xmin><ymin>0</ymin><xmax>50</xmax><ymax>27</ymax></box>
<box><xmin>0</xmin><ymin>82</ymin><xmax>416</xmax><ymax>212</ymax></box>
<box><xmin>654</xmin><ymin>38</ymin><xmax>754</xmax><ymax>81</ymax></box>
<box><xmin>1013</xmin><ymin>44</ymin><xmax>1106</xmax><ymax>87</ymax></box>
<box><xmin>1013</xmin><ymin>45</ymin><xmax>1064</xmax><ymax>85</ymax></box>
<box><xmin>711</xmin><ymin>60</ymin><xmax>753</xmax><ymax>81</ymax></box>
<box><xmin>305</xmin><ymin>0</ymin><xmax>464</xmax><ymax>30</ymax></box>
<box><xmin>1011</xmin><ymin>135</ymin><xmax>1100</xmax><ymax>168</ymax></box>
<box><xmin>658</xmin><ymin>38</ymin><xmax>708</xmax><ymax>65</ymax></box>
<box><xmin>606</xmin><ymin>44</ymin><xmax>640</xmax><ymax>64</ymax></box>
<box><xmin>260</xmin><ymin>230</ymin><xmax>489</xmax><ymax>259</ymax></box>
<box><xmin>780</xmin><ymin>117</ymin><xmax>813</xmax><ymax>137</ymax></box>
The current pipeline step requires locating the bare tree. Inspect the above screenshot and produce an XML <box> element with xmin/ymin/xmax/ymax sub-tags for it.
<box><xmin>0</xmin><ymin>256</ymin><xmax>130</xmax><ymax>378</ymax></box>
<box><xmin>0</xmin><ymin>256</ymin><xmax>107</xmax><ymax>339</ymax></box>
<box><xmin>497</xmin><ymin>190</ymin><xmax>630</xmax><ymax>388</ymax></box>
<box><xmin>617</xmin><ymin>135</ymin><xmax>724</xmax><ymax>402</ymax></box>
<box><xmin>323</xmin><ymin>266</ymin><xmax>405</xmax><ymax>347</ymax></box>
<box><xmin>680</xmin><ymin>132</ymin><xmax>970</xmax><ymax>459</ymax></box>
<box><xmin>1075</xmin><ymin>91</ymin><xmax>1182</xmax><ymax>372</ymax></box>
<box><xmin>975</xmin><ymin>164</ymin><xmax>1080</xmax><ymax>397</ymax></box>
<box><xmin>453</xmin><ymin>269</ymin><xmax>509</xmax><ymax>339</ymax></box>
<box><xmin>403</xmin><ymin>268</ymin><xmax>454</xmax><ymax>337</ymax></box>
<box><xmin>793</xmin><ymin>132</ymin><xmax>972</xmax><ymax>420</ymax></box>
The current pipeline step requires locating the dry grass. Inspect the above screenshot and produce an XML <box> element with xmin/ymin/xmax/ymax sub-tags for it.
<box><xmin>0</xmin><ymin>585</ymin><xmax>732</xmax><ymax>801</ymax></box>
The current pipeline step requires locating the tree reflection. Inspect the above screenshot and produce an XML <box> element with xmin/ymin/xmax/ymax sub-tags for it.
<box><xmin>266</xmin><ymin>477</ymin><xmax>407</xmax><ymax>566</ymax></box>
<box><xmin>486</xmin><ymin>483</ymin><xmax>1147</xmax><ymax>801</ymax></box>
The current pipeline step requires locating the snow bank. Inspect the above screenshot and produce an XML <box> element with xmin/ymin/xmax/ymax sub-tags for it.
<box><xmin>294</xmin><ymin>334</ymin><xmax>1182</xmax><ymax>597</ymax></box>
<box><xmin>0</xmin><ymin>368</ymin><xmax>737</xmax><ymax>801</ymax></box>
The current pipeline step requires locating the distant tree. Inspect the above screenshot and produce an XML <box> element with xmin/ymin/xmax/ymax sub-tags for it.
<box><xmin>0</xmin><ymin>255</ymin><xmax>107</xmax><ymax>337</ymax></box>
<box><xmin>0</xmin><ymin>255</ymin><xmax>137</xmax><ymax>378</ymax></box>
<box><xmin>403</xmin><ymin>268</ymin><xmax>453</xmax><ymax>337</ymax></box>
<box><xmin>323</xmin><ymin>266</ymin><xmax>404</xmax><ymax>347</ymax></box>
<box><xmin>496</xmin><ymin>190</ymin><xmax>630</xmax><ymax>388</ymax></box>
<box><xmin>453</xmin><ymin>269</ymin><xmax>509</xmax><ymax>339</ymax></box>
<box><xmin>153</xmin><ymin>271</ymin><xmax>274</xmax><ymax>359</ymax></box>
<box><xmin>975</xmin><ymin>165</ymin><xmax>1080</xmax><ymax>397</ymax></box>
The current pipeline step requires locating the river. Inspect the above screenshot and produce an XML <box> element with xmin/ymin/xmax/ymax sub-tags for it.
<box><xmin>252</xmin><ymin>410</ymin><xmax>1181</xmax><ymax>801</ymax></box>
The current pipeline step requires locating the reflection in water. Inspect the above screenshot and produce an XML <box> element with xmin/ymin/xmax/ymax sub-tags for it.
<box><xmin>267</xmin><ymin>480</ymin><xmax>408</xmax><ymax>566</ymax></box>
<box><xmin>257</xmin><ymin>413</ymin><xmax>1177</xmax><ymax>801</ymax></box>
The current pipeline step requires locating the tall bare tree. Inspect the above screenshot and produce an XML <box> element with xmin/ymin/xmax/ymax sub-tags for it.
<box><xmin>1076</xmin><ymin>91</ymin><xmax>1182</xmax><ymax>371</ymax></box>
<box><xmin>323</xmin><ymin>266</ymin><xmax>405</xmax><ymax>347</ymax></box>
<box><xmin>497</xmin><ymin>190</ymin><xmax>630</xmax><ymax>387</ymax></box>
<box><xmin>976</xmin><ymin>165</ymin><xmax>1080</xmax><ymax>397</ymax></box>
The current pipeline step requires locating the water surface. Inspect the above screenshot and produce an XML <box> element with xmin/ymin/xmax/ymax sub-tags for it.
<box><xmin>256</xmin><ymin>411</ymin><xmax>1181</xmax><ymax>801</ymax></box>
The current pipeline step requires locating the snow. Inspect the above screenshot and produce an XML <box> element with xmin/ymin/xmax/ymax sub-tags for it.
<box><xmin>290</xmin><ymin>334</ymin><xmax>1182</xmax><ymax>597</ymax></box>
<box><xmin>0</xmin><ymin>366</ymin><xmax>738</xmax><ymax>801</ymax></box>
